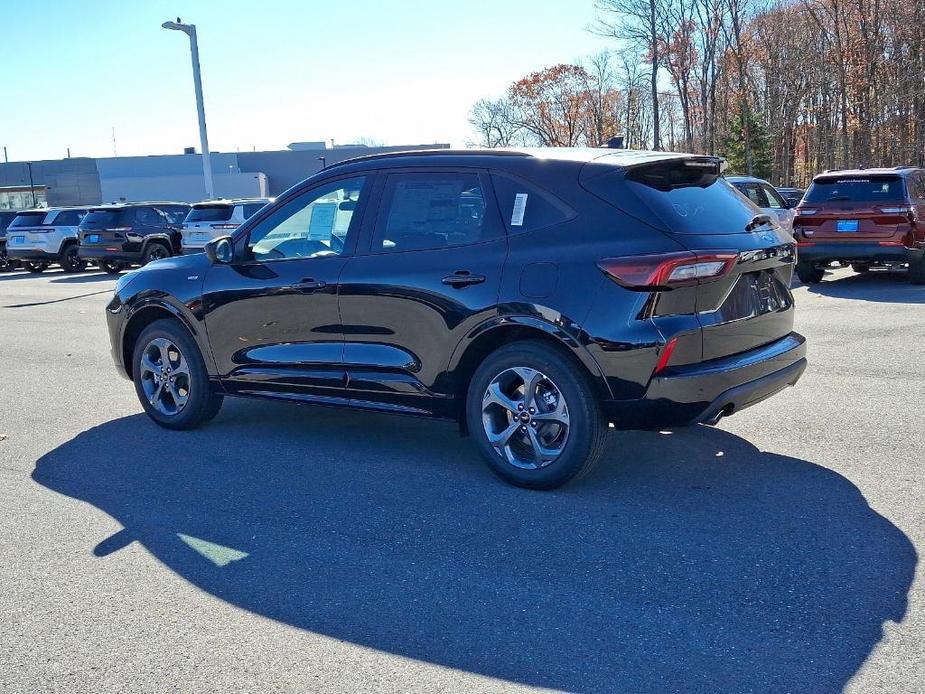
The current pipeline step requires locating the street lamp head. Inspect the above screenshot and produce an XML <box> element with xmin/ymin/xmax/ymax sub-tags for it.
<box><xmin>162</xmin><ymin>19</ymin><xmax>192</xmax><ymax>34</ymax></box>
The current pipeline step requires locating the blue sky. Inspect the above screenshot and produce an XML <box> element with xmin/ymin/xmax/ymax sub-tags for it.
<box><xmin>0</xmin><ymin>0</ymin><xmax>612</xmax><ymax>162</ymax></box>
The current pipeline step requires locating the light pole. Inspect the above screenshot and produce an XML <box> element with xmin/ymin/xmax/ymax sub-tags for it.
<box><xmin>26</xmin><ymin>162</ymin><xmax>36</xmax><ymax>207</ymax></box>
<box><xmin>162</xmin><ymin>18</ymin><xmax>215</xmax><ymax>200</ymax></box>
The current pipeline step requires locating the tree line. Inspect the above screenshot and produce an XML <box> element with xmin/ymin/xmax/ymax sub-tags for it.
<box><xmin>468</xmin><ymin>0</ymin><xmax>925</xmax><ymax>186</ymax></box>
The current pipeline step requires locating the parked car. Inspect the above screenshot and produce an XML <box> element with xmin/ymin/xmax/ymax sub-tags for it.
<box><xmin>776</xmin><ymin>187</ymin><xmax>805</xmax><ymax>206</ymax></box>
<box><xmin>180</xmin><ymin>198</ymin><xmax>272</xmax><ymax>254</ymax></box>
<box><xmin>78</xmin><ymin>202</ymin><xmax>191</xmax><ymax>273</ymax></box>
<box><xmin>727</xmin><ymin>175</ymin><xmax>796</xmax><ymax>233</ymax></box>
<box><xmin>106</xmin><ymin>148</ymin><xmax>806</xmax><ymax>489</ymax></box>
<box><xmin>5</xmin><ymin>207</ymin><xmax>89</xmax><ymax>272</ymax></box>
<box><xmin>0</xmin><ymin>210</ymin><xmax>22</xmax><ymax>271</ymax></box>
<box><xmin>792</xmin><ymin>166</ymin><xmax>925</xmax><ymax>283</ymax></box>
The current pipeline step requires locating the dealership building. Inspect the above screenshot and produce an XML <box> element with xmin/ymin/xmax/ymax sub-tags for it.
<box><xmin>0</xmin><ymin>141</ymin><xmax>449</xmax><ymax>209</ymax></box>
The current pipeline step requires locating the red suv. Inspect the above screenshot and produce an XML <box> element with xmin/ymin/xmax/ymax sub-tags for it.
<box><xmin>793</xmin><ymin>167</ymin><xmax>925</xmax><ymax>283</ymax></box>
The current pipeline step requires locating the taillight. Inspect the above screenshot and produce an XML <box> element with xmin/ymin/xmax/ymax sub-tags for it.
<box><xmin>879</xmin><ymin>206</ymin><xmax>911</xmax><ymax>215</ymax></box>
<box><xmin>108</xmin><ymin>227</ymin><xmax>133</xmax><ymax>232</ymax></box>
<box><xmin>598</xmin><ymin>251</ymin><xmax>738</xmax><ymax>290</ymax></box>
<box><xmin>210</xmin><ymin>223</ymin><xmax>239</xmax><ymax>230</ymax></box>
<box><xmin>796</xmin><ymin>208</ymin><xmax>818</xmax><ymax>216</ymax></box>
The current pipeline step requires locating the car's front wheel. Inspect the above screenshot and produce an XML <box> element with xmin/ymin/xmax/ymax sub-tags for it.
<box><xmin>466</xmin><ymin>340</ymin><xmax>608</xmax><ymax>489</ymax></box>
<box><xmin>132</xmin><ymin>318</ymin><xmax>223</xmax><ymax>430</ymax></box>
<box><xmin>99</xmin><ymin>260</ymin><xmax>126</xmax><ymax>274</ymax></box>
<box><xmin>24</xmin><ymin>262</ymin><xmax>48</xmax><ymax>274</ymax></box>
<box><xmin>142</xmin><ymin>243</ymin><xmax>171</xmax><ymax>265</ymax></box>
<box><xmin>796</xmin><ymin>260</ymin><xmax>824</xmax><ymax>284</ymax></box>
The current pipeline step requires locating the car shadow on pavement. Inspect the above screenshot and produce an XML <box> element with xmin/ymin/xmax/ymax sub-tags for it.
<box><xmin>49</xmin><ymin>273</ymin><xmax>119</xmax><ymax>284</ymax></box>
<box><xmin>32</xmin><ymin>400</ymin><xmax>915</xmax><ymax>692</ymax></box>
<box><xmin>802</xmin><ymin>270</ymin><xmax>925</xmax><ymax>303</ymax></box>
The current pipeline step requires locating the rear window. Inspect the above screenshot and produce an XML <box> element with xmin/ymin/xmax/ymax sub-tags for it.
<box><xmin>187</xmin><ymin>205</ymin><xmax>233</xmax><ymax>222</ymax></box>
<box><xmin>804</xmin><ymin>176</ymin><xmax>906</xmax><ymax>203</ymax></box>
<box><xmin>81</xmin><ymin>209</ymin><xmax>129</xmax><ymax>227</ymax></box>
<box><xmin>598</xmin><ymin>161</ymin><xmax>760</xmax><ymax>234</ymax></box>
<box><xmin>9</xmin><ymin>212</ymin><xmax>48</xmax><ymax>228</ymax></box>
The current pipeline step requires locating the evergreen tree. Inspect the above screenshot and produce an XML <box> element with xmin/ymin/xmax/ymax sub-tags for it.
<box><xmin>721</xmin><ymin>111</ymin><xmax>773</xmax><ymax>179</ymax></box>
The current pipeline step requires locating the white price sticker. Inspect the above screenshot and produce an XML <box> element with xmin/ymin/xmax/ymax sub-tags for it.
<box><xmin>511</xmin><ymin>193</ymin><xmax>528</xmax><ymax>227</ymax></box>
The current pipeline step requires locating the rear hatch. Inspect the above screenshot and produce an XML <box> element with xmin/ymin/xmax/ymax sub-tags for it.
<box><xmin>583</xmin><ymin>156</ymin><xmax>796</xmax><ymax>362</ymax></box>
<box><xmin>183</xmin><ymin>204</ymin><xmax>237</xmax><ymax>246</ymax></box>
<box><xmin>80</xmin><ymin>208</ymin><xmax>132</xmax><ymax>247</ymax></box>
<box><xmin>5</xmin><ymin>211</ymin><xmax>51</xmax><ymax>248</ymax></box>
<box><xmin>796</xmin><ymin>174</ymin><xmax>910</xmax><ymax>240</ymax></box>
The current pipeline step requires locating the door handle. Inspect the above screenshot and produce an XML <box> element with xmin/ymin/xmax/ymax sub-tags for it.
<box><xmin>441</xmin><ymin>271</ymin><xmax>486</xmax><ymax>288</ymax></box>
<box><xmin>292</xmin><ymin>278</ymin><xmax>327</xmax><ymax>292</ymax></box>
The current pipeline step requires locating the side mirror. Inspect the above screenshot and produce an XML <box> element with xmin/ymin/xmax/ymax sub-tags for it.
<box><xmin>205</xmin><ymin>236</ymin><xmax>234</xmax><ymax>264</ymax></box>
<box><xmin>786</xmin><ymin>197</ymin><xmax>800</xmax><ymax>209</ymax></box>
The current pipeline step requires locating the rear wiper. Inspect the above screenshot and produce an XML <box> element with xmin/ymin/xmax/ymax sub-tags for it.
<box><xmin>744</xmin><ymin>214</ymin><xmax>773</xmax><ymax>232</ymax></box>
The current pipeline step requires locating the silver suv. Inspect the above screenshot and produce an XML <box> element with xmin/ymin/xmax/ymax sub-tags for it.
<box><xmin>180</xmin><ymin>198</ymin><xmax>271</xmax><ymax>254</ymax></box>
<box><xmin>5</xmin><ymin>207</ymin><xmax>90</xmax><ymax>273</ymax></box>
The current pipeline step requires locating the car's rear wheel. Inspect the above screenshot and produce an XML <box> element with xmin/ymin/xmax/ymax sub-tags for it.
<box><xmin>852</xmin><ymin>263</ymin><xmax>870</xmax><ymax>274</ymax></box>
<box><xmin>796</xmin><ymin>260</ymin><xmax>824</xmax><ymax>284</ymax></box>
<box><xmin>60</xmin><ymin>243</ymin><xmax>86</xmax><ymax>273</ymax></box>
<box><xmin>132</xmin><ymin>318</ymin><xmax>223</xmax><ymax>430</ymax></box>
<box><xmin>24</xmin><ymin>261</ymin><xmax>48</xmax><ymax>274</ymax></box>
<box><xmin>142</xmin><ymin>243</ymin><xmax>171</xmax><ymax>265</ymax></box>
<box><xmin>466</xmin><ymin>340</ymin><xmax>608</xmax><ymax>489</ymax></box>
<box><xmin>99</xmin><ymin>260</ymin><xmax>126</xmax><ymax>274</ymax></box>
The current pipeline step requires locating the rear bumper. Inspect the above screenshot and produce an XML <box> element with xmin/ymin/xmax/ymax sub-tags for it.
<box><xmin>797</xmin><ymin>242</ymin><xmax>913</xmax><ymax>263</ymax></box>
<box><xmin>6</xmin><ymin>249</ymin><xmax>59</xmax><ymax>262</ymax></box>
<box><xmin>605</xmin><ymin>332</ymin><xmax>807</xmax><ymax>429</ymax></box>
<box><xmin>78</xmin><ymin>247</ymin><xmax>143</xmax><ymax>264</ymax></box>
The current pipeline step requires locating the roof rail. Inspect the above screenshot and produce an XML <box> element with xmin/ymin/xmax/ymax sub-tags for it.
<box><xmin>322</xmin><ymin>148</ymin><xmax>530</xmax><ymax>172</ymax></box>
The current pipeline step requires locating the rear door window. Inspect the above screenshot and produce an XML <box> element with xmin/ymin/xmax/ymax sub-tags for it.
<box><xmin>804</xmin><ymin>176</ymin><xmax>906</xmax><ymax>203</ymax></box>
<box><xmin>160</xmin><ymin>206</ymin><xmax>189</xmax><ymax>224</ymax></box>
<box><xmin>372</xmin><ymin>171</ymin><xmax>499</xmax><ymax>252</ymax></box>
<box><xmin>490</xmin><ymin>174</ymin><xmax>573</xmax><ymax>232</ymax></box>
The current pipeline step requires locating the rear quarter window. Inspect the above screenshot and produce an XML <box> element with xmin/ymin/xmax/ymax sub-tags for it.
<box><xmin>243</xmin><ymin>202</ymin><xmax>267</xmax><ymax>219</ymax></box>
<box><xmin>490</xmin><ymin>174</ymin><xmax>573</xmax><ymax>232</ymax></box>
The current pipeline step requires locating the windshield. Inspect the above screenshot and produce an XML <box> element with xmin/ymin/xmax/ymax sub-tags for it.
<box><xmin>8</xmin><ymin>212</ymin><xmax>48</xmax><ymax>228</ymax></box>
<box><xmin>186</xmin><ymin>205</ymin><xmax>233</xmax><ymax>223</ymax></box>
<box><xmin>804</xmin><ymin>176</ymin><xmax>905</xmax><ymax>203</ymax></box>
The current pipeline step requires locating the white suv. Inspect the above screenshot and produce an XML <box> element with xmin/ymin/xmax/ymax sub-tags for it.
<box><xmin>180</xmin><ymin>198</ymin><xmax>272</xmax><ymax>253</ymax></box>
<box><xmin>5</xmin><ymin>207</ymin><xmax>90</xmax><ymax>273</ymax></box>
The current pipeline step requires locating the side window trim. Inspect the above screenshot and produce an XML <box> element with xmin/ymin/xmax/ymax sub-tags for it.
<box><xmin>366</xmin><ymin>167</ymin><xmax>502</xmax><ymax>255</ymax></box>
<box><xmin>237</xmin><ymin>174</ymin><xmax>373</xmax><ymax>265</ymax></box>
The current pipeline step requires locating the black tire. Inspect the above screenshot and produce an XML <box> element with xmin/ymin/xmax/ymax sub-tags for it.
<box><xmin>99</xmin><ymin>260</ymin><xmax>125</xmax><ymax>274</ymax></box>
<box><xmin>851</xmin><ymin>263</ymin><xmax>870</xmax><ymax>274</ymax></box>
<box><xmin>466</xmin><ymin>340</ymin><xmax>608</xmax><ymax>490</ymax></box>
<box><xmin>60</xmin><ymin>243</ymin><xmax>86</xmax><ymax>273</ymax></box>
<box><xmin>796</xmin><ymin>260</ymin><xmax>824</xmax><ymax>284</ymax></box>
<box><xmin>0</xmin><ymin>249</ymin><xmax>16</xmax><ymax>272</ymax></box>
<box><xmin>24</xmin><ymin>262</ymin><xmax>48</xmax><ymax>274</ymax></box>
<box><xmin>132</xmin><ymin>318</ymin><xmax>223</xmax><ymax>430</ymax></box>
<box><xmin>909</xmin><ymin>254</ymin><xmax>925</xmax><ymax>285</ymax></box>
<box><xmin>142</xmin><ymin>242</ymin><xmax>171</xmax><ymax>265</ymax></box>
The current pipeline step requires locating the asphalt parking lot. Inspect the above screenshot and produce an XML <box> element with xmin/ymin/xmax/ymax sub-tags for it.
<box><xmin>1</xmin><ymin>266</ymin><xmax>923</xmax><ymax>693</ymax></box>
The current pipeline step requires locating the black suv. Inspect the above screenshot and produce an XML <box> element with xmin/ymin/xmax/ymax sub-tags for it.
<box><xmin>78</xmin><ymin>202</ymin><xmax>190</xmax><ymax>273</ymax></box>
<box><xmin>106</xmin><ymin>149</ymin><xmax>806</xmax><ymax>489</ymax></box>
<box><xmin>0</xmin><ymin>210</ymin><xmax>20</xmax><ymax>271</ymax></box>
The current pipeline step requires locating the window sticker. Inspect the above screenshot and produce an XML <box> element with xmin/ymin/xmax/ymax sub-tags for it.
<box><xmin>511</xmin><ymin>193</ymin><xmax>528</xmax><ymax>226</ymax></box>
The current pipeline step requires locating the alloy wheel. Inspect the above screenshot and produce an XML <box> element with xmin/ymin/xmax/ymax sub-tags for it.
<box><xmin>481</xmin><ymin>366</ymin><xmax>570</xmax><ymax>469</ymax></box>
<box><xmin>146</xmin><ymin>246</ymin><xmax>169</xmax><ymax>263</ymax></box>
<box><xmin>139</xmin><ymin>337</ymin><xmax>192</xmax><ymax>416</ymax></box>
